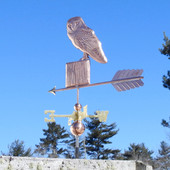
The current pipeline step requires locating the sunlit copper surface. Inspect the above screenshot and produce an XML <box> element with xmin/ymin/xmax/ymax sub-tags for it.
<box><xmin>70</xmin><ymin>121</ymin><xmax>85</xmax><ymax>136</ymax></box>
<box><xmin>74</xmin><ymin>103</ymin><xmax>82</xmax><ymax>111</ymax></box>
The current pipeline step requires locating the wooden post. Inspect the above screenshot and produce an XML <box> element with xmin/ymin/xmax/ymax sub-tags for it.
<box><xmin>66</xmin><ymin>60</ymin><xmax>90</xmax><ymax>88</ymax></box>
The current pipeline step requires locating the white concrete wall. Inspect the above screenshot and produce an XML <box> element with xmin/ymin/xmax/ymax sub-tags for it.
<box><xmin>0</xmin><ymin>156</ymin><xmax>153</xmax><ymax>170</ymax></box>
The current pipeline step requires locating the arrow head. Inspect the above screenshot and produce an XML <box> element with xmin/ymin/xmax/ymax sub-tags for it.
<box><xmin>48</xmin><ymin>86</ymin><xmax>56</xmax><ymax>95</ymax></box>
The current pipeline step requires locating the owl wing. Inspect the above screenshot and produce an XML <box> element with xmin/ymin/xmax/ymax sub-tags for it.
<box><xmin>74</xmin><ymin>27</ymin><xmax>107</xmax><ymax>63</ymax></box>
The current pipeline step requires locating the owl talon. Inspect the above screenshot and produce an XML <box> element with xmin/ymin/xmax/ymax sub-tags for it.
<box><xmin>80</xmin><ymin>53</ymin><xmax>89</xmax><ymax>61</ymax></box>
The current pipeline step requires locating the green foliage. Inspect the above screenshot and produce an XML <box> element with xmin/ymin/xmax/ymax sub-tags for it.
<box><xmin>159</xmin><ymin>32</ymin><xmax>170</xmax><ymax>57</ymax></box>
<box><xmin>159</xmin><ymin>32</ymin><xmax>170</xmax><ymax>90</ymax></box>
<box><xmin>159</xmin><ymin>32</ymin><xmax>170</xmax><ymax>138</ymax></box>
<box><xmin>34</xmin><ymin>122</ymin><xmax>69</xmax><ymax>158</ymax></box>
<box><xmin>123</xmin><ymin>143</ymin><xmax>154</xmax><ymax>164</ymax></box>
<box><xmin>163</xmin><ymin>71</ymin><xmax>170</xmax><ymax>90</ymax></box>
<box><xmin>1</xmin><ymin>139</ymin><xmax>32</xmax><ymax>157</ymax></box>
<box><xmin>161</xmin><ymin>117</ymin><xmax>170</xmax><ymax>128</ymax></box>
<box><xmin>158</xmin><ymin>141</ymin><xmax>170</xmax><ymax>157</ymax></box>
<box><xmin>84</xmin><ymin>116</ymin><xmax>120</xmax><ymax>159</ymax></box>
<box><xmin>156</xmin><ymin>141</ymin><xmax>170</xmax><ymax>169</ymax></box>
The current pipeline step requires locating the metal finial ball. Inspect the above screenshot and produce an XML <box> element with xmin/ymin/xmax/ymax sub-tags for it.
<box><xmin>70</xmin><ymin>121</ymin><xmax>85</xmax><ymax>136</ymax></box>
<box><xmin>74</xmin><ymin>103</ymin><xmax>82</xmax><ymax>111</ymax></box>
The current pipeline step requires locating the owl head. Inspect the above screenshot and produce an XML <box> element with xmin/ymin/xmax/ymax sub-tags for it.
<box><xmin>67</xmin><ymin>17</ymin><xmax>86</xmax><ymax>33</ymax></box>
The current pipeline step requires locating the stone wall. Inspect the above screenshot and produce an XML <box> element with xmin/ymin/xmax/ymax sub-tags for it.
<box><xmin>0</xmin><ymin>156</ymin><xmax>153</xmax><ymax>170</ymax></box>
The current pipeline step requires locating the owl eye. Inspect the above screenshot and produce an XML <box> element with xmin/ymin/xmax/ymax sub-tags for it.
<box><xmin>68</xmin><ymin>24</ymin><xmax>71</xmax><ymax>28</ymax></box>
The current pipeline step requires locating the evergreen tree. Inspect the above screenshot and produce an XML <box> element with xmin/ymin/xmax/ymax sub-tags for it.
<box><xmin>1</xmin><ymin>139</ymin><xmax>32</xmax><ymax>157</ymax></box>
<box><xmin>159</xmin><ymin>32</ymin><xmax>170</xmax><ymax>137</ymax></box>
<box><xmin>159</xmin><ymin>37</ymin><xmax>170</xmax><ymax>168</ymax></box>
<box><xmin>123</xmin><ymin>143</ymin><xmax>154</xmax><ymax>165</ymax></box>
<box><xmin>159</xmin><ymin>32</ymin><xmax>170</xmax><ymax>90</ymax></box>
<box><xmin>84</xmin><ymin>116</ymin><xmax>120</xmax><ymax>159</ymax></box>
<box><xmin>162</xmin><ymin>71</ymin><xmax>170</xmax><ymax>90</ymax></box>
<box><xmin>159</xmin><ymin>32</ymin><xmax>170</xmax><ymax>57</ymax></box>
<box><xmin>34</xmin><ymin>122</ymin><xmax>69</xmax><ymax>158</ymax></box>
<box><xmin>161</xmin><ymin>117</ymin><xmax>170</xmax><ymax>129</ymax></box>
<box><xmin>156</xmin><ymin>141</ymin><xmax>170</xmax><ymax>169</ymax></box>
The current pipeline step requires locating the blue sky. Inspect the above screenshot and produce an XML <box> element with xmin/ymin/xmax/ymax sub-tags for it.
<box><xmin>0</xmin><ymin>0</ymin><xmax>170</xmax><ymax>156</ymax></box>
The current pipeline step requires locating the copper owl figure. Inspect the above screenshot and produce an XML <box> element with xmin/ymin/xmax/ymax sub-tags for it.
<box><xmin>67</xmin><ymin>17</ymin><xmax>108</xmax><ymax>64</ymax></box>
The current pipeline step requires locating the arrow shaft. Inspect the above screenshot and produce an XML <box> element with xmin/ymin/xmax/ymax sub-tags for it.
<box><xmin>88</xmin><ymin>115</ymin><xmax>98</xmax><ymax>118</ymax></box>
<box><xmin>50</xmin><ymin>114</ymin><xmax>71</xmax><ymax>118</ymax></box>
<box><xmin>51</xmin><ymin>76</ymin><xmax>143</xmax><ymax>92</ymax></box>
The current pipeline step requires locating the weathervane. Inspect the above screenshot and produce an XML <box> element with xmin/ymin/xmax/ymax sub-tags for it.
<box><xmin>44</xmin><ymin>17</ymin><xmax>144</xmax><ymax>158</ymax></box>
<box><xmin>45</xmin><ymin>105</ymin><xmax>108</xmax><ymax>135</ymax></box>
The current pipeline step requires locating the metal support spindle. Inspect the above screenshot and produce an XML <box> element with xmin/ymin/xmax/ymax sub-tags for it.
<box><xmin>84</xmin><ymin>135</ymin><xmax>86</xmax><ymax>159</ymax></box>
<box><xmin>77</xmin><ymin>87</ymin><xmax>79</xmax><ymax>104</ymax></box>
<box><xmin>75</xmin><ymin>135</ymin><xmax>79</xmax><ymax>158</ymax></box>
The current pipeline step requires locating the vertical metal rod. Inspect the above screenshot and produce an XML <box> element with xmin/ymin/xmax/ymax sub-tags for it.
<box><xmin>75</xmin><ymin>86</ymin><xmax>79</xmax><ymax>158</ymax></box>
<box><xmin>75</xmin><ymin>135</ymin><xmax>79</xmax><ymax>158</ymax></box>
<box><xmin>84</xmin><ymin>135</ymin><xmax>86</xmax><ymax>159</ymax></box>
<box><xmin>76</xmin><ymin>87</ymin><xmax>79</xmax><ymax>104</ymax></box>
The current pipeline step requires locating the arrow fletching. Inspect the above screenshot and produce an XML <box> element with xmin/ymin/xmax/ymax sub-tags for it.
<box><xmin>112</xmin><ymin>69</ymin><xmax>144</xmax><ymax>92</ymax></box>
